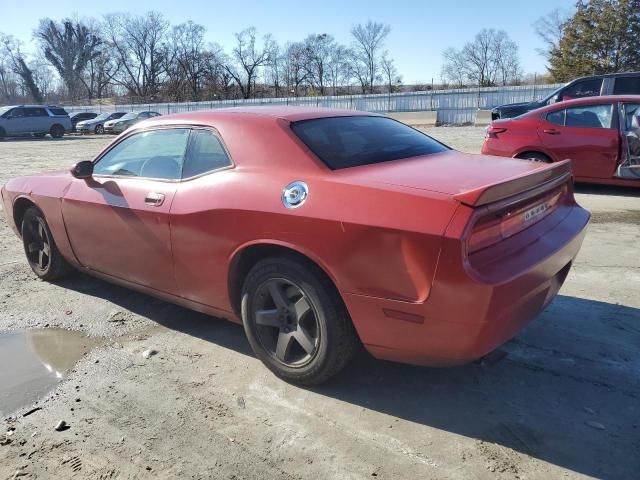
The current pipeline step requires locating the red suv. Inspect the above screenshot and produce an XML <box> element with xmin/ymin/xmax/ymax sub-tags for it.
<box><xmin>481</xmin><ymin>95</ymin><xmax>640</xmax><ymax>187</ymax></box>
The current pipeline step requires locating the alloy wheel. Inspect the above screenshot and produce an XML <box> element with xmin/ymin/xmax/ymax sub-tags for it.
<box><xmin>24</xmin><ymin>216</ymin><xmax>51</xmax><ymax>273</ymax></box>
<box><xmin>251</xmin><ymin>278</ymin><xmax>320</xmax><ymax>366</ymax></box>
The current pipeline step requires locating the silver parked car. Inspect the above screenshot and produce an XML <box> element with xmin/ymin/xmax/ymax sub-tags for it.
<box><xmin>0</xmin><ymin>105</ymin><xmax>73</xmax><ymax>139</ymax></box>
<box><xmin>76</xmin><ymin>112</ymin><xmax>127</xmax><ymax>134</ymax></box>
<box><xmin>103</xmin><ymin>111</ymin><xmax>162</xmax><ymax>134</ymax></box>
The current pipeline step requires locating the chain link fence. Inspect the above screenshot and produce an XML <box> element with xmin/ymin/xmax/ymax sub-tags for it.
<box><xmin>67</xmin><ymin>83</ymin><xmax>563</xmax><ymax>124</ymax></box>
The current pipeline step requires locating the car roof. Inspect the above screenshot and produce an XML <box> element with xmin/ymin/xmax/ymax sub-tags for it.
<box><xmin>571</xmin><ymin>71</ymin><xmax>640</xmax><ymax>81</ymax></box>
<box><xmin>149</xmin><ymin>106</ymin><xmax>380</xmax><ymax>125</ymax></box>
<box><xmin>2</xmin><ymin>105</ymin><xmax>64</xmax><ymax>108</ymax></box>
<box><xmin>551</xmin><ymin>95</ymin><xmax>640</xmax><ymax>108</ymax></box>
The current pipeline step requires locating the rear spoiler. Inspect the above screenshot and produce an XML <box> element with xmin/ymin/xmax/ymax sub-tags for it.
<box><xmin>453</xmin><ymin>159</ymin><xmax>573</xmax><ymax>207</ymax></box>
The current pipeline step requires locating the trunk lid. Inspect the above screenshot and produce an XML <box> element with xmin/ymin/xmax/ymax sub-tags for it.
<box><xmin>333</xmin><ymin>150</ymin><xmax>572</xmax><ymax>205</ymax></box>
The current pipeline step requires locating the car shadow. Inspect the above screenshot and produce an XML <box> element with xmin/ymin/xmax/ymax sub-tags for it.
<box><xmin>57</xmin><ymin>273</ymin><xmax>640</xmax><ymax>479</ymax></box>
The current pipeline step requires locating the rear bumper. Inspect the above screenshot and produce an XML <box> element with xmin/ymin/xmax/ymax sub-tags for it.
<box><xmin>343</xmin><ymin>204</ymin><xmax>590</xmax><ymax>366</ymax></box>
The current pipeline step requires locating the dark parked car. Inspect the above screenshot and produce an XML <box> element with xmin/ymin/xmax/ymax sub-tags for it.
<box><xmin>491</xmin><ymin>71</ymin><xmax>640</xmax><ymax>120</ymax></box>
<box><xmin>70</xmin><ymin>112</ymin><xmax>98</xmax><ymax>131</ymax></box>
<box><xmin>0</xmin><ymin>105</ymin><xmax>72</xmax><ymax>139</ymax></box>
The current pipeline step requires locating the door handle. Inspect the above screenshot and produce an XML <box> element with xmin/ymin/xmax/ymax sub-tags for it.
<box><xmin>144</xmin><ymin>192</ymin><xmax>165</xmax><ymax>207</ymax></box>
<box><xmin>543</xmin><ymin>129</ymin><xmax>561</xmax><ymax>135</ymax></box>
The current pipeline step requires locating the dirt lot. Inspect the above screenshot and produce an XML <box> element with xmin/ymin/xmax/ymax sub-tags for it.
<box><xmin>0</xmin><ymin>128</ymin><xmax>638</xmax><ymax>479</ymax></box>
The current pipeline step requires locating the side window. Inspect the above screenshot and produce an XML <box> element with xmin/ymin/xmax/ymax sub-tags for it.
<box><xmin>94</xmin><ymin>128</ymin><xmax>190</xmax><ymax>180</ymax></box>
<box><xmin>8</xmin><ymin>108</ymin><xmax>25</xmax><ymax>118</ymax></box>
<box><xmin>546</xmin><ymin>109</ymin><xmax>565</xmax><ymax>126</ymax></box>
<box><xmin>138</xmin><ymin>112</ymin><xmax>150</xmax><ymax>119</ymax></box>
<box><xmin>565</xmin><ymin>104</ymin><xmax>613</xmax><ymax>129</ymax></box>
<box><xmin>25</xmin><ymin>108</ymin><xmax>47</xmax><ymax>117</ymax></box>
<box><xmin>559</xmin><ymin>78</ymin><xmax>603</xmax><ymax>101</ymax></box>
<box><xmin>613</xmin><ymin>77</ymin><xmax>640</xmax><ymax>95</ymax></box>
<box><xmin>182</xmin><ymin>129</ymin><xmax>232</xmax><ymax>178</ymax></box>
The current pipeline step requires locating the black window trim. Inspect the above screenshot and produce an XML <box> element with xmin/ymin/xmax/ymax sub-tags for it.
<box><xmin>181</xmin><ymin>126</ymin><xmax>235</xmax><ymax>181</ymax></box>
<box><xmin>545</xmin><ymin>108</ymin><xmax>566</xmax><ymax>126</ymax></box>
<box><xmin>91</xmin><ymin>124</ymin><xmax>234</xmax><ymax>183</ymax></box>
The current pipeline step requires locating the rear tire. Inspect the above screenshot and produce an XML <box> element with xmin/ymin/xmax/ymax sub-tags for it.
<box><xmin>516</xmin><ymin>152</ymin><xmax>552</xmax><ymax>163</ymax></box>
<box><xmin>241</xmin><ymin>257</ymin><xmax>358</xmax><ymax>385</ymax></box>
<box><xmin>21</xmin><ymin>207</ymin><xmax>73</xmax><ymax>281</ymax></box>
<box><xmin>95</xmin><ymin>124</ymin><xmax>104</xmax><ymax>135</ymax></box>
<box><xmin>49</xmin><ymin>124</ymin><xmax>65</xmax><ymax>139</ymax></box>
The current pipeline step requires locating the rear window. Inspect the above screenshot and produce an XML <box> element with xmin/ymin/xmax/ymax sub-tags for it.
<box><xmin>48</xmin><ymin>107</ymin><xmax>68</xmax><ymax>116</ymax></box>
<box><xmin>291</xmin><ymin>116</ymin><xmax>449</xmax><ymax>170</ymax></box>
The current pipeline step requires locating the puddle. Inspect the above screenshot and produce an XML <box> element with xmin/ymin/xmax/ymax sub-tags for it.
<box><xmin>0</xmin><ymin>329</ymin><xmax>100</xmax><ymax>416</ymax></box>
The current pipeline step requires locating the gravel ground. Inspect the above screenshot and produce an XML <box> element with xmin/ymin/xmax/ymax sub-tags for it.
<box><xmin>0</xmin><ymin>128</ymin><xmax>639</xmax><ymax>479</ymax></box>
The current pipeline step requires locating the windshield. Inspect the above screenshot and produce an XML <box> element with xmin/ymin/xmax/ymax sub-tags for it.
<box><xmin>537</xmin><ymin>84</ymin><xmax>568</xmax><ymax>106</ymax></box>
<box><xmin>92</xmin><ymin>113</ymin><xmax>111</xmax><ymax>121</ymax></box>
<box><xmin>120</xmin><ymin>113</ymin><xmax>137</xmax><ymax>120</ymax></box>
<box><xmin>291</xmin><ymin>116</ymin><xmax>449</xmax><ymax>170</ymax></box>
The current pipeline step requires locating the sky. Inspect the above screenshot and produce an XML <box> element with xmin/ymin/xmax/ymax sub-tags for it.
<box><xmin>3</xmin><ymin>0</ymin><xmax>575</xmax><ymax>84</ymax></box>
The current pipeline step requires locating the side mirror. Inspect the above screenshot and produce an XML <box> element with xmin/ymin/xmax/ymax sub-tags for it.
<box><xmin>71</xmin><ymin>160</ymin><xmax>94</xmax><ymax>179</ymax></box>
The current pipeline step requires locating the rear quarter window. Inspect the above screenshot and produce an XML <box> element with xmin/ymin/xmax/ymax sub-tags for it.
<box><xmin>613</xmin><ymin>76</ymin><xmax>640</xmax><ymax>95</ymax></box>
<box><xmin>291</xmin><ymin>116</ymin><xmax>449</xmax><ymax>170</ymax></box>
<box><xmin>48</xmin><ymin>108</ymin><xmax>69</xmax><ymax>116</ymax></box>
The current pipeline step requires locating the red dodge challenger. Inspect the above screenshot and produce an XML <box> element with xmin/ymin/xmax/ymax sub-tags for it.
<box><xmin>482</xmin><ymin>95</ymin><xmax>640</xmax><ymax>188</ymax></box>
<box><xmin>1</xmin><ymin>107</ymin><xmax>590</xmax><ymax>384</ymax></box>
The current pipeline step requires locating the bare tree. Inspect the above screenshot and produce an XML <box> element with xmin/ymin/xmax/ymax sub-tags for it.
<box><xmin>303</xmin><ymin>33</ymin><xmax>336</xmax><ymax>95</ymax></box>
<box><xmin>534</xmin><ymin>9</ymin><xmax>569</xmax><ymax>60</ymax></box>
<box><xmin>224</xmin><ymin>27</ymin><xmax>274</xmax><ymax>99</ymax></box>
<box><xmin>350</xmin><ymin>21</ymin><xmax>390</xmax><ymax>93</ymax></box>
<box><xmin>441</xmin><ymin>48</ymin><xmax>466</xmax><ymax>87</ymax></box>
<box><xmin>283</xmin><ymin>42</ymin><xmax>309</xmax><ymax>96</ymax></box>
<box><xmin>441</xmin><ymin>29</ymin><xmax>521</xmax><ymax>87</ymax></box>
<box><xmin>492</xmin><ymin>31</ymin><xmax>522</xmax><ymax>85</ymax></box>
<box><xmin>0</xmin><ymin>34</ymin><xmax>43</xmax><ymax>103</ymax></box>
<box><xmin>168</xmin><ymin>21</ymin><xmax>209</xmax><ymax>100</ymax></box>
<box><xmin>326</xmin><ymin>44</ymin><xmax>350</xmax><ymax>94</ymax></box>
<box><xmin>35</xmin><ymin>19</ymin><xmax>102</xmax><ymax>100</ymax></box>
<box><xmin>103</xmin><ymin>11</ymin><xmax>169</xmax><ymax>99</ymax></box>
<box><xmin>266</xmin><ymin>43</ymin><xmax>284</xmax><ymax>97</ymax></box>
<box><xmin>381</xmin><ymin>52</ymin><xmax>400</xmax><ymax>93</ymax></box>
<box><xmin>0</xmin><ymin>55</ymin><xmax>19</xmax><ymax>103</ymax></box>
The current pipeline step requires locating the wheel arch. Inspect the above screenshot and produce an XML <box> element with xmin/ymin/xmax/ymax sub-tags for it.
<box><xmin>12</xmin><ymin>196</ymin><xmax>37</xmax><ymax>235</ymax></box>
<box><xmin>513</xmin><ymin>149</ymin><xmax>556</xmax><ymax>162</ymax></box>
<box><xmin>227</xmin><ymin>240</ymin><xmax>342</xmax><ymax>317</ymax></box>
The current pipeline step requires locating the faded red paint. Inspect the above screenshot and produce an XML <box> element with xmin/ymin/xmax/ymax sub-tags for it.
<box><xmin>1</xmin><ymin>107</ymin><xmax>590</xmax><ymax>366</ymax></box>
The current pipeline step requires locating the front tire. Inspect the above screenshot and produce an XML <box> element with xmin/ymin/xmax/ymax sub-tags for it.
<box><xmin>49</xmin><ymin>124</ymin><xmax>65</xmax><ymax>139</ymax></box>
<box><xmin>21</xmin><ymin>207</ymin><xmax>72</xmax><ymax>281</ymax></box>
<box><xmin>95</xmin><ymin>124</ymin><xmax>104</xmax><ymax>135</ymax></box>
<box><xmin>241</xmin><ymin>257</ymin><xmax>358</xmax><ymax>385</ymax></box>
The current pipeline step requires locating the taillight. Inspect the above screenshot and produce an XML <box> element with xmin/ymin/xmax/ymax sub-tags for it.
<box><xmin>467</xmin><ymin>185</ymin><xmax>566</xmax><ymax>254</ymax></box>
<box><xmin>486</xmin><ymin>126</ymin><xmax>507</xmax><ymax>139</ymax></box>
